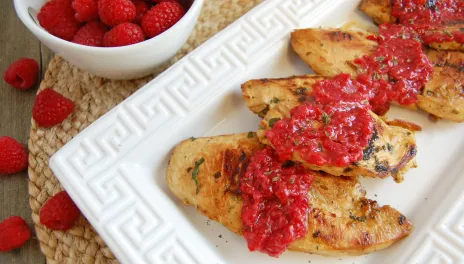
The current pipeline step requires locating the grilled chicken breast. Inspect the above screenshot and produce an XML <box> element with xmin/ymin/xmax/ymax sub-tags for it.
<box><xmin>241</xmin><ymin>77</ymin><xmax>417</xmax><ymax>182</ymax></box>
<box><xmin>166</xmin><ymin>133</ymin><xmax>412</xmax><ymax>256</ymax></box>
<box><xmin>360</xmin><ymin>0</ymin><xmax>464</xmax><ymax>51</ymax></box>
<box><xmin>291</xmin><ymin>28</ymin><xmax>464</xmax><ymax>122</ymax></box>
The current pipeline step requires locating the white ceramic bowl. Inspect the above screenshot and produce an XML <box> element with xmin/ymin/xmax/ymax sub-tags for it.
<box><xmin>14</xmin><ymin>0</ymin><xmax>203</xmax><ymax>80</ymax></box>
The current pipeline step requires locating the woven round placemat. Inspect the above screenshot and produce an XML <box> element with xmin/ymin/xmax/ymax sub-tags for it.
<box><xmin>27</xmin><ymin>1</ymin><xmax>263</xmax><ymax>263</ymax></box>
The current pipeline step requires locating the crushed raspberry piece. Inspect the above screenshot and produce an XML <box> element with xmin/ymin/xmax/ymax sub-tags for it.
<box><xmin>32</xmin><ymin>88</ymin><xmax>75</xmax><ymax>127</ymax></box>
<box><xmin>40</xmin><ymin>191</ymin><xmax>80</xmax><ymax>231</ymax></box>
<box><xmin>141</xmin><ymin>1</ymin><xmax>185</xmax><ymax>38</ymax></box>
<box><xmin>72</xmin><ymin>0</ymin><xmax>98</xmax><ymax>22</ymax></box>
<box><xmin>3</xmin><ymin>58</ymin><xmax>39</xmax><ymax>90</ymax></box>
<box><xmin>37</xmin><ymin>0</ymin><xmax>81</xmax><ymax>40</ymax></box>
<box><xmin>133</xmin><ymin>0</ymin><xmax>149</xmax><ymax>24</ymax></box>
<box><xmin>98</xmin><ymin>0</ymin><xmax>136</xmax><ymax>26</ymax></box>
<box><xmin>103</xmin><ymin>23</ymin><xmax>145</xmax><ymax>47</ymax></box>
<box><xmin>0</xmin><ymin>216</ymin><xmax>31</xmax><ymax>252</ymax></box>
<box><xmin>0</xmin><ymin>136</ymin><xmax>28</xmax><ymax>175</ymax></box>
<box><xmin>72</xmin><ymin>21</ymin><xmax>107</xmax><ymax>46</ymax></box>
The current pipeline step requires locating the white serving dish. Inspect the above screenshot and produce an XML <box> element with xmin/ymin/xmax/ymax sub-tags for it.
<box><xmin>14</xmin><ymin>0</ymin><xmax>203</xmax><ymax>80</ymax></box>
<box><xmin>49</xmin><ymin>0</ymin><xmax>464</xmax><ymax>263</ymax></box>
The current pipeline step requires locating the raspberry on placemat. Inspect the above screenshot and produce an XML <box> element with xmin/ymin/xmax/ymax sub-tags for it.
<box><xmin>37</xmin><ymin>0</ymin><xmax>81</xmax><ymax>40</ymax></box>
<box><xmin>72</xmin><ymin>0</ymin><xmax>99</xmax><ymax>22</ymax></box>
<box><xmin>103</xmin><ymin>23</ymin><xmax>145</xmax><ymax>47</ymax></box>
<box><xmin>73</xmin><ymin>21</ymin><xmax>107</xmax><ymax>47</ymax></box>
<box><xmin>98</xmin><ymin>0</ymin><xmax>136</xmax><ymax>26</ymax></box>
<box><xmin>3</xmin><ymin>58</ymin><xmax>39</xmax><ymax>90</ymax></box>
<box><xmin>32</xmin><ymin>88</ymin><xmax>75</xmax><ymax>127</ymax></box>
<box><xmin>142</xmin><ymin>1</ymin><xmax>185</xmax><ymax>38</ymax></box>
<box><xmin>0</xmin><ymin>136</ymin><xmax>28</xmax><ymax>175</ymax></box>
<box><xmin>40</xmin><ymin>191</ymin><xmax>80</xmax><ymax>231</ymax></box>
<box><xmin>0</xmin><ymin>216</ymin><xmax>31</xmax><ymax>252</ymax></box>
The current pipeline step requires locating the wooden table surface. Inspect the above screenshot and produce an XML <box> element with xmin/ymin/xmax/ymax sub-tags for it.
<box><xmin>1</xmin><ymin>1</ymin><xmax>52</xmax><ymax>263</ymax></box>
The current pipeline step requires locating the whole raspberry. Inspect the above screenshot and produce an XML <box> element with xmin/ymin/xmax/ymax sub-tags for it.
<box><xmin>3</xmin><ymin>58</ymin><xmax>39</xmax><ymax>90</ymax></box>
<box><xmin>98</xmin><ymin>0</ymin><xmax>136</xmax><ymax>26</ymax></box>
<box><xmin>72</xmin><ymin>0</ymin><xmax>98</xmax><ymax>22</ymax></box>
<box><xmin>40</xmin><ymin>191</ymin><xmax>80</xmax><ymax>231</ymax></box>
<box><xmin>37</xmin><ymin>0</ymin><xmax>81</xmax><ymax>41</ymax></box>
<box><xmin>141</xmin><ymin>1</ymin><xmax>185</xmax><ymax>38</ymax></box>
<box><xmin>0</xmin><ymin>137</ymin><xmax>28</xmax><ymax>175</ymax></box>
<box><xmin>103</xmin><ymin>23</ymin><xmax>145</xmax><ymax>47</ymax></box>
<box><xmin>32</xmin><ymin>88</ymin><xmax>75</xmax><ymax>127</ymax></box>
<box><xmin>0</xmin><ymin>216</ymin><xmax>31</xmax><ymax>252</ymax></box>
<box><xmin>133</xmin><ymin>0</ymin><xmax>149</xmax><ymax>24</ymax></box>
<box><xmin>72</xmin><ymin>21</ymin><xmax>107</xmax><ymax>46</ymax></box>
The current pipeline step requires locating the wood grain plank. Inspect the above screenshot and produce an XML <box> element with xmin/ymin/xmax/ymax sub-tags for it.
<box><xmin>0</xmin><ymin>1</ymin><xmax>47</xmax><ymax>263</ymax></box>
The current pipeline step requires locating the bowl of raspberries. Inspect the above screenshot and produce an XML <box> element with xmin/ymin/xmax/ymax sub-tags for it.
<box><xmin>14</xmin><ymin>0</ymin><xmax>204</xmax><ymax>80</ymax></box>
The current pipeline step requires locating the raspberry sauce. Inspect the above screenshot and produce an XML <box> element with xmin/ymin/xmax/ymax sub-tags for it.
<box><xmin>240</xmin><ymin>147</ymin><xmax>315</xmax><ymax>257</ymax></box>
<box><xmin>392</xmin><ymin>0</ymin><xmax>464</xmax><ymax>44</ymax></box>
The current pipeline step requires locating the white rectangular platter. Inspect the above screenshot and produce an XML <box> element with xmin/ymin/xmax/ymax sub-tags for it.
<box><xmin>49</xmin><ymin>0</ymin><xmax>464</xmax><ymax>263</ymax></box>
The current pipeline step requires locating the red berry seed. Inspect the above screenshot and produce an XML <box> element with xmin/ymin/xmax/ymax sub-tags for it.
<box><xmin>3</xmin><ymin>58</ymin><xmax>39</xmax><ymax>90</ymax></box>
<box><xmin>32</xmin><ymin>88</ymin><xmax>75</xmax><ymax>127</ymax></box>
<box><xmin>141</xmin><ymin>1</ymin><xmax>185</xmax><ymax>38</ymax></box>
<box><xmin>0</xmin><ymin>136</ymin><xmax>28</xmax><ymax>175</ymax></box>
<box><xmin>0</xmin><ymin>216</ymin><xmax>31</xmax><ymax>252</ymax></box>
<box><xmin>37</xmin><ymin>0</ymin><xmax>81</xmax><ymax>41</ymax></box>
<box><xmin>40</xmin><ymin>191</ymin><xmax>80</xmax><ymax>231</ymax></box>
<box><xmin>73</xmin><ymin>21</ymin><xmax>107</xmax><ymax>47</ymax></box>
<box><xmin>98</xmin><ymin>0</ymin><xmax>136</xmax><ymax>26</ymax></box>
<box><xmin>103</xmin><ymin>23</ymin><xmax>145</xmax><ymax>47</ymax></box>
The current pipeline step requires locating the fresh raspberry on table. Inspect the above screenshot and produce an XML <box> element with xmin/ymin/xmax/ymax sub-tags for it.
<box><xmin>141</xmin><ymin>1</ymin><xmax>185</xmax><ymax>38</ymax></box>
<box><xmin>133</xmin><ymin>0</ymin><xmax>149</xmax><ymax>24</ymax></box>
<box><xmin>37</xmin><ymin>0</ymin><xmax>81</xmax><ymax>41</ymax></box>
<box><xmin>98</xmin><ymin>0</ymin><xmax>136</xmax><ymax>26</ymax></box>
<box><xmin>3</xmin><ymin>58</ymin><xmax>39</xmax><ymax>90</ymax></box>
<box><xmin>0</xmin><ymin>137</ymin><xmax>28</xmax><ymax>175</ymax></box>
<box><xmin>72</xmin><ymin>0</ymin><xmax>99</xmax><ymax>22</ymax></box>
<box><xmin>32</xmin><ymin>88</ymin><xmax>75</xmax><ymax>127</ymax></box>
<box><xmin>40</xmin><ymin>191</ymin><xmax>80</xmax><ymax>231</ymax></box>
<box><xmin>103</xmin><ymin>23</ymin><xmax>145</xmax><ymax>47</ymax></box>
<box><xmin>72</xmin><ymin>21</ymin><xmax>107</xmax><ymax>46</ymax></box>
<box><xmin>0</xmin><ymin>216</ymin><xmax>31</xmax><ymax>252</ymax></box>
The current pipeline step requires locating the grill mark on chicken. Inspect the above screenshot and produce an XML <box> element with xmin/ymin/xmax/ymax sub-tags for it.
<box><xmin>223</xmin><ymin>149</ymin><xmax>250</xmax><ymax>195</ymax></box>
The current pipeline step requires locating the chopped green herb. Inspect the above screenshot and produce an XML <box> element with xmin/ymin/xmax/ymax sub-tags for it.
<box><xmin>264</xmin><ymin>171</ymin><xmax>273</xmax><ymax>175</ymax></box>
<box><xmin>294</xmin><ymin>139</ymin><xmax>299</xmax><ymax>146</ymax></box>
<box><xmin>324</xmin><ymin>131</ymin><xmax>330</xmax><ymax>138</ymax></box>
<box><xmin>392</xmin><ymin>57</ymin><xmax>398</xmax><ymax>66</ymax></box>
<box><xmin>386</xmin><ymin>143</ymin><xmax>394</xmax><ymax>153</ymax></box>
<box><xmin>349</xmin><ymin>214</ymin><xmax>367</xmax><ymax>222</ymax></box>
<box><xmin>289</xmin><ymin>178</ymin><xmax>295</xmax><ymax>184</ymax></box>
<box><xmin>272</xmin><ymin>176</ymin><xmax>280</xmax><ymax>182</ymax></box>
<box><xmin>443</xmin><ymin>30</ymin><xmax>453</xmax><ymax>37</ymax></box>
<box><xmin>192</xmin><ymin>157</ymin><xmax>205</xmax><ymax>194</ymax></box>
<box><xmin>409</xmin><ymin>19</ymin><xmax>414</xmax><ymax>24</ymax></box>
<box><xmin>373</xmin><ymin>72</ymin><xmax>381</xmax><ymax>80</ymax></box>
<box><xmin>190</xmin><ymin>137</ymin><xmax>196</xmax><ymax>141</ymax></box>
<box><xmin>270</xmin><ymin>97</ymin><xmax>280</xmax><ymax>104</ymax></box>
<box><xmin>268</xmin><ymin>118</ymin><xmax>281</xmax><ymax>128</ymax></box>
<box><xmin>247</xmin><ymin>132</ymin><xmax>254</xmax><ymax>138</ymax></box>
<box><xmin>376</xmin><ymin>56</ymin><xmax>385</xmax><ymax>62</ymax></box>
<box><xmin>321</xmin><ymin>112</ymin><xmax>331</xmax><ymax>125</ymax></box>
